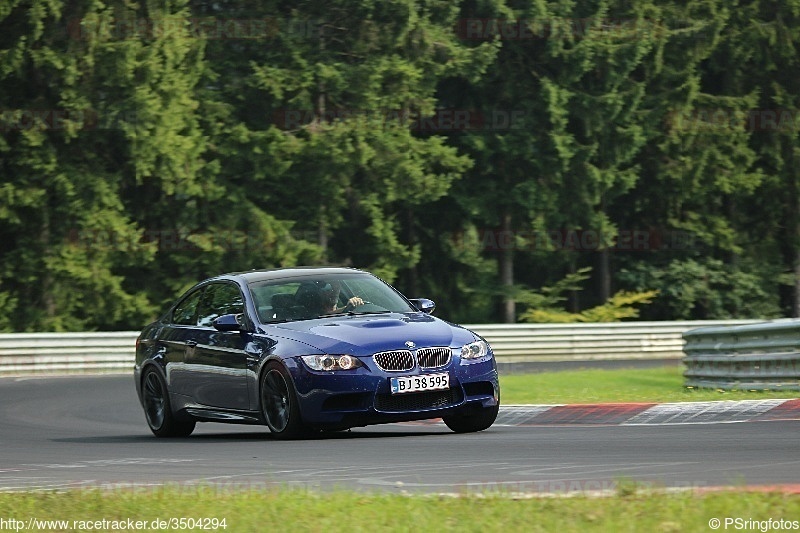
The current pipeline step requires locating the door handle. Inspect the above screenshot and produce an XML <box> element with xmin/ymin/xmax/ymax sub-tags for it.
<box><xmin>185</xmin><ymin>340</ymin><xmax>198</xmax><ymax>347</ymax></box>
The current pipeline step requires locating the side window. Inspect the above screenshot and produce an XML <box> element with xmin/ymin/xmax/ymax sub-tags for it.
<box><xmin>172</xmin><ymin>289</ymin><xmax>203</xmax><ymax>326</ymax></box>
<box><xmin>196</xmin><ymin>283</ymin><xmax>244</xmax><ymax>328</ymax></box>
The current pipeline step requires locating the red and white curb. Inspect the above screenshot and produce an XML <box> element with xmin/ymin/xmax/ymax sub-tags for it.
<box><xmin>495</xmin><ymin>399</ymin><xmax>800</xmax><ymax>426</ymax></box>
<box><xmin>410</xmin><ymin>399</ymin><xmax>800</xmax><ymax>426</ymax></box>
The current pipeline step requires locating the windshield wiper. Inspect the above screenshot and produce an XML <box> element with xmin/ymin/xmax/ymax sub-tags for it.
<box><xmin>316</xmin><ymin>310</ymin><xmax>392</xmax><ymax>318</ymax></box>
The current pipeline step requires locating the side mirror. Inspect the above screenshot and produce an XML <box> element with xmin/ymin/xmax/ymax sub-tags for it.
<box><xmin>213</xmin><ymin>313</ymin><xmax>244</xmax><ymax>332</ymax></box>
<box><xmin>409</xmin><ymin>298</ymin><xmax>436</xmax><ymax>314</ymax></box>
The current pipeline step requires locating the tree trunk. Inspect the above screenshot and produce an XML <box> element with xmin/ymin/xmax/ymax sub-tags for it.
<box><xmin>500</xmin><ymin>211</ymin><xmax>515</xmax><ymax>323</ymax></box>
<box><xmin>783</xmin><ymin>138</ymin><xmax>800</xmax><ymax>317</ymax></box>
<box><xmin>318</xmin><ymin>211</ymin><xmax>328</xmax><ymax>262</ymax></box>
<box><xmin>567</xmin><ymin>260</ymin><xmax>579</xmax><ymax>313</ymax></box>
<box><xmin>793</xmin><ymin>142</ymin><xmax>800</xmax><ymax>317</ymax></box>
<box><xmin>598</xmin><ymin>248</ymin><xmax>611</xmax><ymax>304</ymax></box>
<box><xmin>794</xmin><ymin>250</ymin><xmax>800</xmax><ymax>318</ymax></box>
<box><xmin>40</xmin><ymin>207</ymin><xmax>56</xmax><ymax>323</ymax></box>
<box><xmin>406</xmin><ymin>208</ymin><xmax>419</xmax><ymax>297</ymax></box>
<box><xmin>597</xmin><ymin>198</ymin><xmax>610</xmax><ymax>304</ymax></box>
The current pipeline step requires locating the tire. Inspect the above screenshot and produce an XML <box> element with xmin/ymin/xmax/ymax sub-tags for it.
<box><xmin>260</xmin><ymin>361</ymin><xmax>306</xmax><ymax>439</ymax></box>
<box><xmin>141</xmin><ymin>367</ymin><xmax>196</xmax><ymax>438</ymax></box>
<box><xmin>442</xmin><ymin>403</ymin><xmax>499</xmax><ymax>434</ymax></box>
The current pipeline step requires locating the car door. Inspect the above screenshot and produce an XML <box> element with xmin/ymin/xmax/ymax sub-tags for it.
<box><xmin>162</xmin><ymin>286</ymin><xmax>205</xmax><ymax>399</ymax></box>
<box><xmin>184</xmin><ymin>282</ymin><xmax>250</xmax><ymax>410</ymax></box>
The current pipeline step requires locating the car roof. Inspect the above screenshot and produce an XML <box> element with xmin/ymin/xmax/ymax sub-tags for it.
<box><xmin>215</xmin><ymin>266</ymin><xmax>368</xmax><ymax>284</ymax></box>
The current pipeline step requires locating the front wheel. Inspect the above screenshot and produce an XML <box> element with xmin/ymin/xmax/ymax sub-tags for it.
<box><xmin>260</xmin><ymin>362</ymin><xmax>306</xmax><ymax>439</ymax></box>
<box><xmin>442</xmin><ymin>403</ymin><xmax>499</xmax><ymax>433</ymax></box>
<box><xmin>141</xmin><ymin>367</ymin><xmax>195</xmax><ymax>438</ymax></box>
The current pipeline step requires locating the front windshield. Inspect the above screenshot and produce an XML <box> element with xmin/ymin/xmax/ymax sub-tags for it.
<box><xmin>249</xmin><ymin>273</ymin><xmax>416</xmax><ymax>324</ymax></box>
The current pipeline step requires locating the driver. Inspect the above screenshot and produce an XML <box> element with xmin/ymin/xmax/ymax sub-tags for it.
<box><xmin>321</xmin><ymin>280</ymin><xmax>364</xmax><ymax>314</ymax></box>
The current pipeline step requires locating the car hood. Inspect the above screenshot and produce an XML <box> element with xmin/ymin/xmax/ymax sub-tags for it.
<box><xmin>259</xmin><ymin>312</ymin><xmax>477</xmax><ymax>356</ymax></box>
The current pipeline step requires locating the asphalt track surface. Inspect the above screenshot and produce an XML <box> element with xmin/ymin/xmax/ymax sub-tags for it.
<box><xmin>1</xmin><ymin>375</ymin><xmax>799</xmax><ymax>494</ymax></box>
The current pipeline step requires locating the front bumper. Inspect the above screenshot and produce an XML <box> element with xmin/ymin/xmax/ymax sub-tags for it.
<box><xmin>288</xmin><ymin>353</ymin><xmax>499</xmax><ymax>428</ymax></box>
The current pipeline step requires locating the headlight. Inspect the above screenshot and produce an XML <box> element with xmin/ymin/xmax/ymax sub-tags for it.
<box><xmin>301</xmin><ymin>354</ymin><xmax>362</xmax><ymax>371</ymax></box>
<box><xmin>459</xmin><ymin>340</ymin><xmax>491</xmax><ymax>361</ymax></box>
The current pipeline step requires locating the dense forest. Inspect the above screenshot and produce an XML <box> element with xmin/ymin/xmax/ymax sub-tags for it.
<box><xmin>1</xmin><ymin>0</ymin><xmax>799</xmax><ymax>331</ymax></box>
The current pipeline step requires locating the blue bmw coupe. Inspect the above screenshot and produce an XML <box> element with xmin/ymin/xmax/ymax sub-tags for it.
<box><xmin>134</xmin><ymin>267</ymin><xmax>500</xmax><ymax>439</ymax></box>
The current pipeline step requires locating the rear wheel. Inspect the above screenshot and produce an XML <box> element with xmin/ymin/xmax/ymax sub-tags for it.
<box><xmin>443</xmin><ymin>403</ymin><xmax>499</xmax><ymax>433</ymax></box>
<box><xmin>260</xmin><ymin>362</ymin><xmax>306</xmax><ymax>439</ymax></box>
<box><xmin>141</xmin><ymin>367</ymin><xmax>195</xmax><ymax>438</ymax></box>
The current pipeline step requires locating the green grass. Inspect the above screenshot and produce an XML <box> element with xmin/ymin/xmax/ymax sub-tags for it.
<box><xmin>1</xmin><ymin>487</ymin><xmax>798</xmax><ymax>532</ymax></box>
<box><xmin>499</xmin><ymin>366</ymin><xmax>800</xmax><ymax>404</ymax></box>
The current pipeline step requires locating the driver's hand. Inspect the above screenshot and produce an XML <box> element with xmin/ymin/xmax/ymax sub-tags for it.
<box><xmin>346</xmin><ymin>297</ymin><xmax>364</xmax><ymax>309</ymax></box>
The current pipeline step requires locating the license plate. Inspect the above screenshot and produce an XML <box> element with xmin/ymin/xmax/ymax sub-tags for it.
<box><xmin>390</xmin><ymin>373</ymin><xmax>449</xmax><ymax>395</ymax></box>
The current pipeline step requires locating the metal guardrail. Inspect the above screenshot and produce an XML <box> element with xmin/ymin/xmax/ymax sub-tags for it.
<box><xmin>683</xmin><ymin>319</ymin><xmax>800</xmax><ymax>390</ymax></box>
<box><xmin>466</xmin><ymin>320</ymin><xmax>754</xmax><ymax>362</ymax></box>
<box><xmin>0</xmin><ymin>332</ymin><xmax>139</xmax><ymax>374</ymax></box>
<box><xmin>0</xmin><ymin>320</ymin><xmax>755</xmax><ymax>375</ymax></box>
